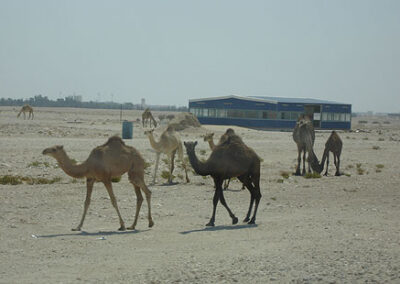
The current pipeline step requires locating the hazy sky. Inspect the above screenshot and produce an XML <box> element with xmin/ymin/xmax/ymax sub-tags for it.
<box><xmin>0</xmin><ymin>1</ymin><xmax>399</xmax><ymax>112</ymax></box>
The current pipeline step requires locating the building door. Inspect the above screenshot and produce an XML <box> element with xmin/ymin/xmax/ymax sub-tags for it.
<box><xmin>304</xmin><ymin>105</ymin><xmax>321</xmax><ymax>128</ymax></box>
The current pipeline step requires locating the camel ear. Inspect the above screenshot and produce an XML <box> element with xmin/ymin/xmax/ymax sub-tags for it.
<box><xmin>56</xmin><ymin>145</ymin><xmax>63</xmax><ymax>150</ymax></box>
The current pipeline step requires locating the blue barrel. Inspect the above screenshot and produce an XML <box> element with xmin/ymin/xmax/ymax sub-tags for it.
<box><xmin>122</xmin><ymin>120</ymin><xmax>133</xmax><ymax>139</ymax></box>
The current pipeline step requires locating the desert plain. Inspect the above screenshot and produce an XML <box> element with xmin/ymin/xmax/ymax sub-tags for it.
<box><xmin>0</xmin><ymin>106</ymin><xmax>399</xmax><ymax>283</ymax></box>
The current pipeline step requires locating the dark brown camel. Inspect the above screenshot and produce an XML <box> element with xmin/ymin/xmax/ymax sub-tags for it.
<box><xmin>293</xmin><ymin>115</ymin><xmax>318</xmax><ymax>175</ymax></box>
<box><xmin>320</xmin><ymin>131</ymin><xmax>343</xmax><ymax>176</ymax></box>
<box><xmin>203</xmin><ymin>130</ymin><xmax>246</xmax><ymax>190</ymax></box>
<box><xmin>43</xmin><ymin>136</ymin><xmax>153</xmax><ymax>231</ymax></box>
<box><xmin>184</xmin><ymin>131</ymin><xmax>261</xmax><ymax>226</ymax></box>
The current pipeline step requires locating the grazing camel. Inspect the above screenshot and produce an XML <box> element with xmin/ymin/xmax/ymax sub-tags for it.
<box><xmin>142</xmin><ymin>108</ymin><xmax>157</xmax><ymax>128</ymax></box>
<box><xmin>144</xmin><ymin>126</ymin><xmax>190</xmax><ymax>185</ymax></box>
<box><xmin>293</xmin><ymin>115</ymin><xmax>319</xmax><ymax>175</ymax></box>
<box><xmin>203</xmin><ymin>131</ymin><xmax>245</xmax><ymax>190</ymax></box>
<box><xmin>319</xmin><ymin>131</ymin><xmax>343</xmax><ymax>176</ymax></box>
<box><xmin>184</xmin><ymin>131</ymin><xmax>261</xmax><ymax>226</ymax></box>
<box><xmin>17</xmin><ymin>104</ymin><xmax>34</xmax><ymax>120</ymax></box>
<box><xmin>42</xmin><ymin>136</ymin><xmax>153</xmax><ymax>231</ymax></box>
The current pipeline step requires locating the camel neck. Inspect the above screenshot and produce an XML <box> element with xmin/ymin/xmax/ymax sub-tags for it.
<box><xmin>186</xmin><ymin>149</ymin><xmax>209</xmax><ymax>176</ymax></box>
<box><xmin>56</xmin><ymin>151</ymin><xmax>88</xmax><ymax>179</ymax></box>
<box><xmin>147</xmin><ymin>134</ymin><xmax>163</xmax><ymax>152</ymax></box>
<box><xmin>207</xmin><ymin>140</ymin><xmax>216</xmax><ymax>150</ymax></box>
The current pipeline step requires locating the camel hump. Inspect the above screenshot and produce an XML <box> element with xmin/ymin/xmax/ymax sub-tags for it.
<box><xmin>104</xmin><ymin>136</ymin><xmax>125</xmax><ymax>146</ymax></box>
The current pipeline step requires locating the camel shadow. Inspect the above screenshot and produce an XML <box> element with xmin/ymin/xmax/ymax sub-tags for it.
<box><xmin>179</xmin><ymin>223</ymin><xmax>258</xmax><ymax>235</ymax></box>
<box><xmin>35</xmin><ymin>229</ymin><xmax>150</xmax><ymax>239</ymax></box>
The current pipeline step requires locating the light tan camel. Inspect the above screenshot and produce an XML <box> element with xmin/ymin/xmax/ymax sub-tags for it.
<box><xmin>293</xmin><ymin>115</ymin><xmax>319</xmax><ymax>175</ymax></box>
<box><xmin>42</xmin><ymin>136</ymin><xmax>153</xmax><ymax>231</ymax></box>
<box><xmin>17</xmin><ymin>104</ymin><xmax>34</xmax><ymax>119</ymax></box>
<box><xmin>203</xmin><ymin>131</ymin><xmax>245</xmax><ymax>190</ymax></box>
<box><xmin>184</xmin><ymin>130</ymin><xmax>262</xmax><ymax>226</ymax></box>
<box><xmin>319</xmin><ymin>131</ymin><xmax>343</xmax><ymax>176</ymax></box>
<box><xmin>144</xmin><ymin>126</ymin><xmax>190</xmax><ymax>185</ymax></box>
<box><xmin>142</xmin><ymin>108</ymin><xmax>157</xmax><ymax>128</ymax></box>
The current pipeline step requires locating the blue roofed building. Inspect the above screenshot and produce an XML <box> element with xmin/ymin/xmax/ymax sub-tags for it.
<box><xmin>188</xmin><ymin>95</ymin><xmax>352</xmax><ymax>130</ymax></box>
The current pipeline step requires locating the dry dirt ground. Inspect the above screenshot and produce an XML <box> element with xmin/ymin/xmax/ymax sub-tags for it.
<box><xmin>1</xmin><ymin>106</ymin><xmax>400</xmax><ymax>283</ymax></box>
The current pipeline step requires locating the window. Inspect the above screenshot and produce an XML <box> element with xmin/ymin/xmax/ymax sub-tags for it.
<box><xmin>339</xmin><ymin>113</ymin><xmax>345</xmax><ymax>121</ymax></box>
<box><xmin>208</xmin><ymin>109</ymin><xmax>216</xmax><ymax>117</ymax></box>
<box><xmin>280</xmin><ymin>112</ymin><xmax>291</xmax><ymax>120</ymax></box>
<box><xmin>322</xmin><ymin>113</ymin><xmax>327</xmax><ymax>121</ymax></box>
<box><xmin>227</xmin><ymin>109</ymin><xmax>244</xmax><ymax>118</ymax></box>
<box><xmin>245</xmin><ymin>110</ymin><xmax>259</xmax><ymax>119</ymax></box>
<box><xmin>291</xmin><ymin>112</ymin><xmax>301</xmax><ymax>120</ymax></box>
<box><xmin>345</xmin><ymin>113</ymin><xmax>351</xmax><ymax>122</ymax></box>
<box><xmin>216</xmin><ymin>109</ymin><xmax>227</xmax><ymax>118</ymax></box>
<box><xmin>334</xmin><ymin>113</ymin><xmax>340</xmax><ymax>121</ymax></box>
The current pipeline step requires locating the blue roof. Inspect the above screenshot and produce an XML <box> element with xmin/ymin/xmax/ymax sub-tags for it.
<box><xmin>249</xmin><ymin>96</ymin><xmax>347</xmax><ymax>105</ymax></box>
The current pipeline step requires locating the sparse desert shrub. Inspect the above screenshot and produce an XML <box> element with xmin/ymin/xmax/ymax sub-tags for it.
<box><xmin>375</xmin><ymin>169</ymin><xmax>382</xmax><ymax>173</ymax></box>
<box><xmin>111</xmin><ymin>176</ymin><xmax>121</xmax><ymax>183</ymax></box>
<box><xmin>372</xmin><ymin>146</ymin><xmax>380</xmax><ymax>150</ymax></box>
<box><xmin>0</xmin><ymin>175</ymin><xmax>61</xmax><ymax>185</ymax></box>
<box><xmin>162</xmin><ymin>158</ymin><xmax>170</xmax><ymax>165</ymax></box>
<box><xmin>356</xmin><ymin>164</ymin><xmax>365</xmax><ymax>175</ymax></box>
<box><xmin>344</xmin><ymin>173</ymin><xmax>351</xmax><ymax>177</ymax></box>
<box><xmin>161</xmin><ymin>170</ymin><xmax>175</xmax><ymax>182</ymax></box>
<box><xmin>347</xmin><ymin>164</ymin><xmax>354</xmax><ymax>169</ymax></box>
<box><xmin>280</xmin><ymin>171</ymin><xmax>290</xmax><ymax>179</ymax></box>
<box><xmin>0</xmin><ymin>175</ymin><xmax>23</xmax><ymax>185</ymax></box>
<box><xmin>378</xmin><ymin>138</ymin><xmax>385</xmax><ymax>141</ymax></box>
<box><xmin>372</xmin><ymin>121</ymin><xmax>380</xmax><ymax>124</ymax></box>
<box><xmin>362</xmin><ymin>137</ymin><xmax>369</xmax><ymax>140</ymax></box>
<box><xmin>383</xmin><ymin>121</ymin><xmax>391</xmax><ymax>124</ymax></box>
<box><xmin>359</xmin><ymin>120</ymin><xmax>368</xmax><ymax>124</ymax></box>
<box><xmin>270</xmin><ymin>197</ymin><xmax>277</xmax><ymax>201</ymax></box>
<box><xmin>277</xmin><ymin>179</ymin><xmax>284</xmax><ymax>183</ymax></box>
<box><xmin>28</xmin><ymin>161</ymin><xmax>50</xmax><ymax>168</ymax></box>
<box><xmin>304</xmin><ymin>172</ymin><xmax>321</xmax><ymax>179</ymax></box>
<box><xmin>376</xmin><ymin>164</ymin><xmax>384</xmax><ymax>169</ymax></box>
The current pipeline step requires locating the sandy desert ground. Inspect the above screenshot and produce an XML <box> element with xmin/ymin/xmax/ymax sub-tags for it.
<box><xmin>0</xmin><ymin>106</ymin><xmax>399</xmax><ymax>283</ymax></box>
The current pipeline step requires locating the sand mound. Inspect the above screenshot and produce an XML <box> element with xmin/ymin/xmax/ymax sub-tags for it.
<box><xmin>167</xmin><ymin>112</ymin><xmax>201</xmax><ymax>131</ymax></box>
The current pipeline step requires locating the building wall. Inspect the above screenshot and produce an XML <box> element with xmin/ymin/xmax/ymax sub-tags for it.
<box><xmin>189</xmin><ymin>98</ymin><xmax>352</xmax><ymax>130</ymax></box>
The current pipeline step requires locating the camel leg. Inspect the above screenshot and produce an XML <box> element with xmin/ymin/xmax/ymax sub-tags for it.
<box><xmin>103</xmin><ymin>181</ymin><xmax>126</xmax><ymax>231</ymax></box>
<box><xmin>239</xmin><ymin>175</ymin><xmax>255</xmax><ymax>223</ymax></box>
<box><xmin>223</xmin><ymin>178</ymin><xmax>230</xmax><ymax>190</ymax></box>
<box><xmin>324</xmin><ymin>152</ymin><xmax>330</xmax><ymax>176</ymax></box>
<box><xmin>218</xmin><ymin>185</ymin><xmax>238</xmax><ymax>225</ymax></box>
<box><xmin>207</xmin><ymin>177</ymin><xmax>224</xmax><ymax>227</ymax></box>
<box><xmin>295</xmin><ymin>148</ymin><xmax>301</xmax><ymax>176</ymax></box>
<box><xmin>128</xmin><ymin>173</ymin><xmax>154</xmax><ymax>229</ymax></box>
<box><xmin>127</xmin><ymin>185</ymin><xmax>143</xmax><ymax>230</ymax></box>
<box><xmin>169</xmin><ymin>150</ymin><xmax>176</xmax><ymax>184</ymax></box>
<box><xmin>335</xmin><ymin>154</ymin><xmax>341</xmax><ymax>176</ymax></box>
<box><xmin>31</xmin><ymin>111</ymin><xmax>34</xmax><ymax>119</ymax></box>
<box><xmin>152</xmin><ymin>153</ymin><xmax>160</xmax><ymax>185</ymax></box>
<box><xmin>72</xmin><ymin>178</ymin><xmax>94</xmax><ymax>231</ymax></box>
<box><xmin>302</xmin><ymin>150</ymin><xmax>306</xmax><ymax>175</ymax></box>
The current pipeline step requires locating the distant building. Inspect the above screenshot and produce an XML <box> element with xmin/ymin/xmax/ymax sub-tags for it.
<box><xmin>189</xmin><ymin>95</ymin><xmax>352</xmax><ymax>130</ymax></box>
<box><xmin>141</xmin><ymin>98</ymin><xmax>146</xmax><ymax>109</ymax></box>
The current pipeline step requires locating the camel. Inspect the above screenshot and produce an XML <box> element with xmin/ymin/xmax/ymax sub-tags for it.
<box><xmin>203</xmin><ymin>131</ymin><xmax>245</xmax><ymax>190</ymax></box>
<box><xmin>142</xmin><ymin>108</ymin><xmax>157</xmax><ymax>128</ymax></box>
<box><xmin>42</xmin><ymin>136</ymin><xmax>153</xmax><ymax>231</ymax></box>
<box><xmin>144</xmin><ymin>126</ymin><xmax>190</xmax><ymax>185</ymax></box>
<box><xmin>184</xmin><ymin>130</ymin><xmax>261</xmax><ymax>226</ymax></box>
<box><xmin>293</xmin><ymin>115</ymin><xmax>320</xmax><ymax>175</ymax></box>
<box><xmin>17</xmin><ymin>104</ymin><xmax>34</xmax><ymax>120</ymax></box>
<box><xmin>319</xmin><ymin>131</ymin><xmax>343</xmax><ymax>176</ymax></box>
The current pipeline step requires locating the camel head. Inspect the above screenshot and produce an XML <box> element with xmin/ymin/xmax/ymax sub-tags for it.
<box><xmin>42</xmin><ymin>145</ymin><xmax>65</xmax><ymax>159</ymax></box>
<box><xmin>183</xmin><ymin>141</ymin><xmax>198</xmax><ymax>154</ymax></box>
<box><xmin>144</xmin><ymin>129</ymin><xmax>155</xmax><ymax>137</ymax></box>
<box><xmin>308</xmin><ymin>151</ymin><xmax>323</xmax><ymax>174</ymax></box>
<box><xmin>203</xmin><ymin>133</ymin><xmax>214</xmax><ymax>142</ymax></box>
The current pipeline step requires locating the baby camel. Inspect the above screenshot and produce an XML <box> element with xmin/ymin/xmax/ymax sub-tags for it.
<box><xmin>42</xmin><ymin>136</ymin><xmax>153</xmax><ymax>231</ymax></box>
<box><xmin>320</xmin><ymin>131</ymin><xmax>343</xmax><ymax>176</ymax></box>
<box><xmin>17</xmin><ymin>104</ymin><xmax>34</xmax><ymax>120</ymax></box>
<box><xmin>144</xmin><ymin>126</ymin><xmax>190</xmax><ymax>185</ymax></box>
<box><xmin>184</xmin><ymin>130</ymin><xmax>261</xmax><ymax>226</ymax></box>
<box><xmin>203</xmin><ymin>131</ymin><xmax>245</xmax><ymax>190</ymax></box>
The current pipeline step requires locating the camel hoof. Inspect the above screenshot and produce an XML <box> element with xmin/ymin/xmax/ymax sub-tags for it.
<box><xmin>148</xmin><ymin>220</ymin><xmax>154</xmax><ymax>228</ymax></box>
<box><xmin>206</xmin><ymin>222</ymin><xmax>215</xmax><ymax>227</ymax></box>
<box><xmin>118</xmin><ymin>226</ymin><xmax>126</xmax><ymax>231</ymax></box>
<box><xmin>232</xmin><ymin>217</ymin><xmax>238</xmax><ymax>225</ymax></box>
<box><xmin>335</xmin><ymin>172</ymin><xmax>341</xmax><ymax>176</ymax></box>
<box><xmin>127</xmin><ymin>226</ymin><xmax>135</xmax><ymax>230</ymax></box>
<box><xmin>248</xmin><ymin>219</ymin><xmax>256</xmax><ymax>225</ymax></box>
<box><xmin>71</xmin><ymin>227</ymin><xmax>81</xmax><ymax>231</ymax></box>
<box><xmin>243</xmin><ymin>217</ymin><xmax>250</xmax><ymax>223</ymax></box>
